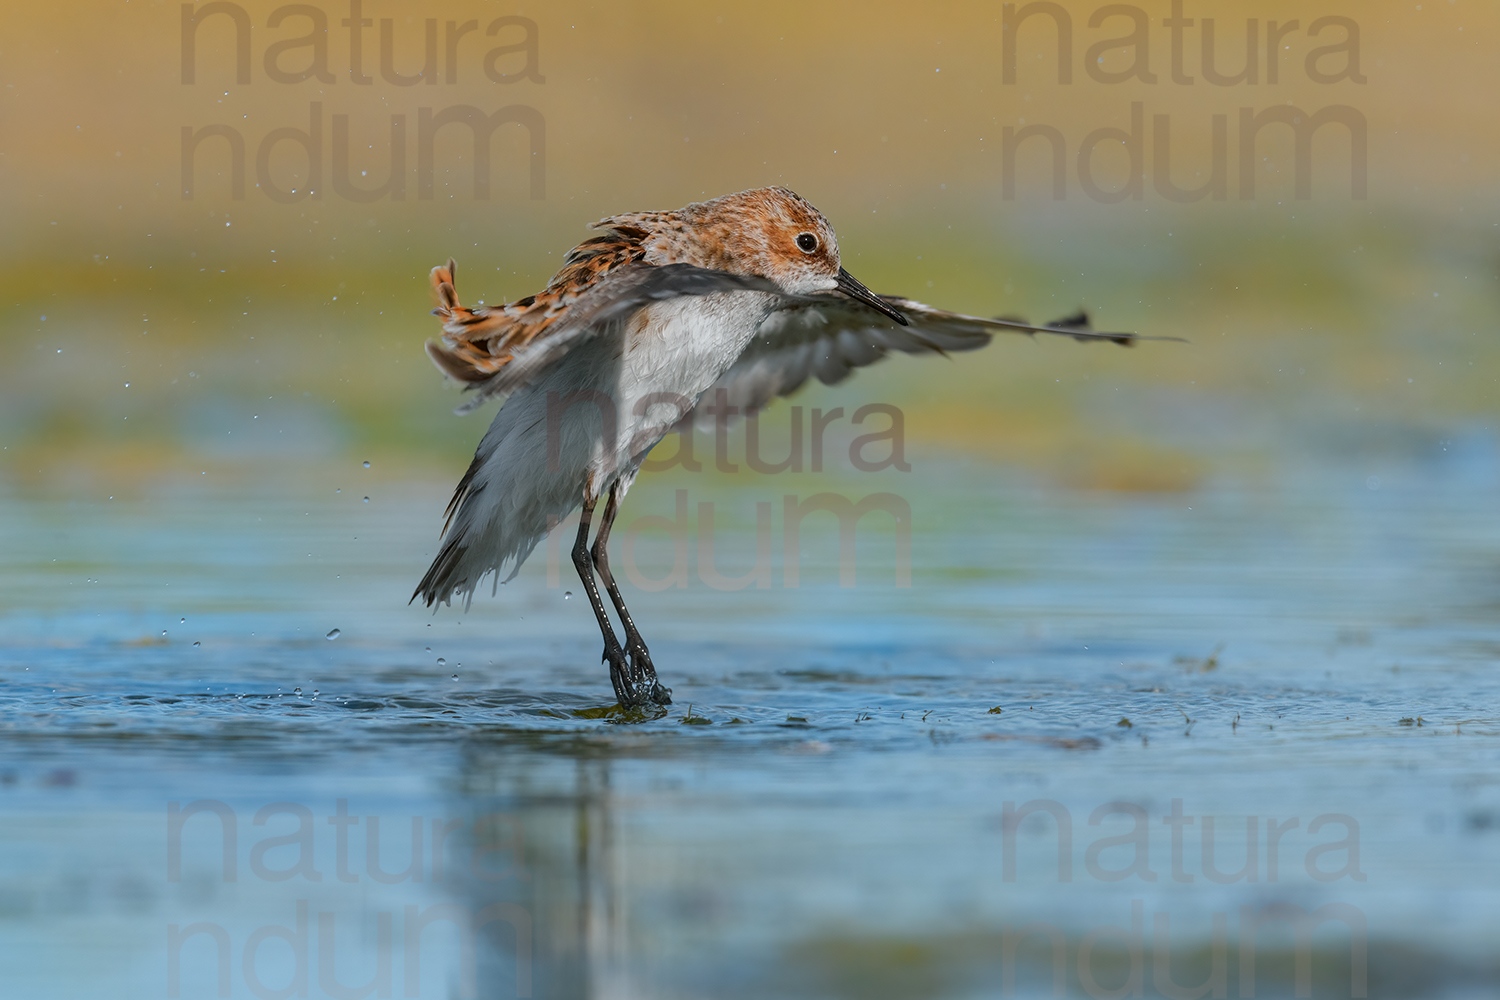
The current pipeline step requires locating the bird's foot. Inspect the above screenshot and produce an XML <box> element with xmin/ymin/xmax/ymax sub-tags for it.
<box><xmin>626</xmin><ymin>640</ymin><xmax>671</xmax><ymax>705</ymax></box>
<box><xmin>604</xmin><ymin>645</ymin><xmax>644</xmax><ymax>708</ymax></box>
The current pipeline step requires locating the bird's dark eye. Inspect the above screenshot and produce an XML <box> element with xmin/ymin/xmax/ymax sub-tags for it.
<box><xmin>795</xmin><ymin>233</ymin><xmax>818</xmax><ymax>254</ymax></box>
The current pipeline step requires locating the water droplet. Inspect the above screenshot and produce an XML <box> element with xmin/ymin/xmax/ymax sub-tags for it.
<box><xmin>564</xmin><ymin>591</ymin><xmax>573</xmax><ymax>600</ymax></box>
<box><xmin>425</xmin><ymin>646</ymin><xmax>431</xmax><ymax>652</ymax></box>
<box><xmin>451</xmin><ymin>673</ymin><xmax>458</xmax><ymax>681</ymax></box>
<box><xmin>437</xmin><ymin>657</ymin><xmax>446</xmax><ymax>666</ymax></box>
<box><xmin>294</xmin><ymin>687</ymin><xmax>303</xmax><ymax>696</ymax></box>
<box><xmin>161</xmin><ymin>630</ymin><xmax>168</xmax><ymax>637</ymax></box>
<box><xmin>362</xmin><ymin>460</ymin><xmax>371</xmax><ymax>468</ymax></box>
<box><xmin>192</xmin><ymin>641</ymin><xmax>201</xmax><ymax>648</ymax></box>
<box><xmin>325</xmin><ymin>628</ymin><xmax>341</xmax><ymax>640</ymax></box>
<box><xmin>180</xmin><ymin>617</ymin><xmax>186</xmax><ymax>624</ymax></box>
<box><xmin>312</xmin><ymin>689</ymin><xmax>319</xmax><ymax>697</ymax></box>
<box><xmin>363</xmin><ymin>497</ymin><xmax>370</xmax><ymax>503</ymax></box>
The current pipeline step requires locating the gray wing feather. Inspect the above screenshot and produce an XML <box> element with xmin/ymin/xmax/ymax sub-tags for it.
<box><xmin>695</xmin><ymin>293</ymin><xmax>1162</xmax><ymax>418</ymax></box>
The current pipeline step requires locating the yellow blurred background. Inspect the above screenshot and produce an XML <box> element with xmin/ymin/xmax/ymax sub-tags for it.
<box><xmin>1</xmin><ymin>0</ymin><xmax>1495</xmax><ymax>495</ymax></box>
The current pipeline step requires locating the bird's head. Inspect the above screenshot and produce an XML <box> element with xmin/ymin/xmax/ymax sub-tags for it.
<box><xmin>603</xmin><ymin>186</ymin><xmax>908</xmax><ymax>325</ymax></box>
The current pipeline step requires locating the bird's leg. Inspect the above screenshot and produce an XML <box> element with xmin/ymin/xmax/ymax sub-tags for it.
<box><xmin>573</xmin><ymin>496</ymin><xmax>638</xmax><ymax>707</ymax></box>
<box><xmin>591</xmin><ymin>481</ymin><xmax>671</xmax><ymax>705</ymax></box>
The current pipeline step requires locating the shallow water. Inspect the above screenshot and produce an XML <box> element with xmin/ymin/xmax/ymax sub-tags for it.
<box><xmin>2</xmin><ymin>449</ymin><xmax>1499</xmax><ymax>999</ymax></box>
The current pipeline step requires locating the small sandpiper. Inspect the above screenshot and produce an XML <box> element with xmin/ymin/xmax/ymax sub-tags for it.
<box><xmin>412</xmin><ymin>186</ymin><xmax>1151</xmax><ymax>708</ymax></box>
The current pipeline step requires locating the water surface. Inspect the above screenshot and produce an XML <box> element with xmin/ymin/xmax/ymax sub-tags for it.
<box><xmin>2</xmin><ymin>451</ymin><xmax>1498</xmax><ymax>999</ymax></box>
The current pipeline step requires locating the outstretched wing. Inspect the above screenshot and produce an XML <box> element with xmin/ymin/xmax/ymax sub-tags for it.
<box><xmin>425</xmin><ymin>249</ymin><xmax>780</xmax><ymax>412</ymax></box>
<box><xmin>695</xmin><ymin>293</ymin><xmax>1167</xmax><ymax>417</ymax></box>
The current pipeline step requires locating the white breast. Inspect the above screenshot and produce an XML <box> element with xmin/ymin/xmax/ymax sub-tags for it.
<box><xmin>611</xmin><ymin>290</ymin><xmax>778</xmax><ymax>461</ymax></box>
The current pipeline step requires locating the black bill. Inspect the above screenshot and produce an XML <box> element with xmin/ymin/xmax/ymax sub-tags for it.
<box><xmin>836</xmin><ymin>268</ymin><xmax>909</xmax><ymax>326</ymax></box>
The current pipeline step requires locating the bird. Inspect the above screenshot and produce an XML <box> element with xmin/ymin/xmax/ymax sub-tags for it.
<box><xmin>412</xmin><ymin>186</ymin><xmax>1156</xmax><ymax>708</ymax></box>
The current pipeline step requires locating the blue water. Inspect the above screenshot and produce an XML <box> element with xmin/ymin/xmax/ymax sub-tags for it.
<box><xmin>2</xmin><ymin>448</ymin><xmax>1499</xmax><ymax>998</ymax></box>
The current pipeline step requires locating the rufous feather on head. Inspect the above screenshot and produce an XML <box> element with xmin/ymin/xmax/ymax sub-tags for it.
<box><xmin>595</xmin><ymin>186</ymin><xmax>844</xmax><ymax>296</ymax></box>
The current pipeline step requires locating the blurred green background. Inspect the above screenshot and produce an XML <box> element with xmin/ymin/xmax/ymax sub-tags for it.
<box><xmin>0</xmin><ymin>0</ymin><xmax>1495</xmax><ymax>498</ymax></box>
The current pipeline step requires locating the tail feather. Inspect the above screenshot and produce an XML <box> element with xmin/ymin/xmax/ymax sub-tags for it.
<box><xmin>425</xmin><ymin>339</ymin><xmax>489</xmax><ymax>384</ymax></box>
<box><xmin>425</xmin><ymin>258</ymin><xmax>514</xmax><ymax>384</ymax></box>
<box><xmin>431</xmin><ymin>258</ymin><xmax>460</xmax><ymax>312</ymax></box>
